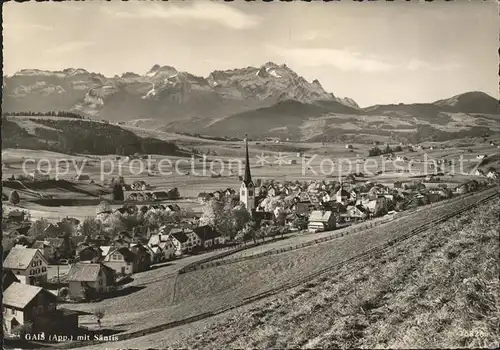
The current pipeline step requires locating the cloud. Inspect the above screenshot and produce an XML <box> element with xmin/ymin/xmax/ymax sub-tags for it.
<box><xmin>4</xmin><ymin>23</ymin><xmax>54</xmax><ymax>33</ymax></box>
<box><xmin>406</xmin><ymin>59</ymin><xmax>461</xmax><ymax>71</ymax></box>
<box><xmin>268</xmin><ymin>46</ymin><xmax>396</xmax><ymax>72</ymax></box>
<box><xmin>101</xmin><ymin>2</ymin><xmax>261</xmax><ymax>30</ymax></box>
<box><xmin>268</xmin><ymin>46</ymin><xmax>462</xmax><ymax>72</ymax></box>
<box><xmin>45</xmin><ymin>41</ymin><xmax>95</xmax><ymax>54</ymax></box>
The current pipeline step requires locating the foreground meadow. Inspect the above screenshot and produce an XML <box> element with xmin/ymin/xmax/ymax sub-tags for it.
<box><xmin>76</xmin><ymin>189</ymin><xmax>497</xmax><ymax>349</ymax></box>
<box><xmin>171</xmin><ymin>199</ymin><xmax>499</xmax><ymax>349</ymax></box>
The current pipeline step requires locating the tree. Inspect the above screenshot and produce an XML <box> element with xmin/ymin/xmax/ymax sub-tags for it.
<box><xmin>9</xmin><ymin>190</ymin><xmax>20</xmax><ymax>205</ymax></box>
<box><xmin>27</xmin><ymin>218</ymin><xmax>50</xmax><ymax>239</ymax></box>
<box><xmin>167</xmin><ymin>187</ymin><xmax>180</xmax><ymax>199</ymax></box>
<box><xmin>200</xmin><ymin>198</ymin><xmax>251</xmax><ymax>240</ymax></box>
<box><xmin>368</xmin><ymin>147</ymin><xmax>382</xmax><ymax>157</ymax></box>
<box><xmin>80</xmin><ymin>217</ymin><xmax>103</xmax><ymax>237</ymax></box>
<box><xmin>112</xmin><ymin>183</ymin><xmax>124</xmax><ymax>201</ymax></box>
<box><xmin>94</xmin><ymin>309</ymin><xmax>105</xmax><ymax>327</ymax></box>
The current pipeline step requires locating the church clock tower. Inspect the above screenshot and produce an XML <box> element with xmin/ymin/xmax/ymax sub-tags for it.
<box><xmin>240</xmin><ymin>134</ymin><xmax>255</xmax><ymax>213</ymax></box>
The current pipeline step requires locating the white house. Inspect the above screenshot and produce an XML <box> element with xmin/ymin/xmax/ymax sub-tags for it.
<box><xmin>308</xmin><ymin>210</ymin><xmax>336</xmax><ymax>233</ymax></box>
<box><xmin>3</xmin><ymin>247</ymin><xmax>48</xmax><ymax>285</ymax></box>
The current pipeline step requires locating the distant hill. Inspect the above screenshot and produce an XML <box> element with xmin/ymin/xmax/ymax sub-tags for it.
<box><xmin>202</xmin><ymin>92</ymin><xmax>500</xmax><ymax>143</ymax></box>
<box><xmin>202</xmin><ymin>99</ymin><xmax>360</xmax><ymax>139</ymax></box>
<box><xmin>3</xmin><ymin>63</ymin><xmax>499</xmax><ymax>143</ymax></box>
<box><xmin>1</xmin><ymin>115</ymin><xmax>182</xmax><ymax>156</ymax></box>
<box><xmin>433</xmin><ymin>91</ymin><xmax>499</xmax><ymax>114</ymax></box>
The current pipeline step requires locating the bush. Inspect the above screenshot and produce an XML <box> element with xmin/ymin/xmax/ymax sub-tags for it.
<box><xmin>112</xmin><ymin>183</ymin><xmax>124</xmax><ymax>201</ymax></box>
<box><xmin>9</xmin><ymin>190</ymin><xmax>20</xmax><ymax>205</ymax></box>
<box><xmin>58</xmin><ymin>287</ymin><xmax>69</xmax><ymax>298</ymax></box>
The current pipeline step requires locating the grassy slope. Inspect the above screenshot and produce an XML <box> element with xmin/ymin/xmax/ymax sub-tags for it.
<box><xmin>170</xmin><ymin>200</ymin><xmax>499</xmax><ymax>349</ymax></box>
<box><xmin>68</xmin><ymin>189</ymin><xmax>495</xmax><ymax>348</ymax></box>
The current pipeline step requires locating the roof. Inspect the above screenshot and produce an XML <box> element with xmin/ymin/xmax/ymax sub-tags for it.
<box><xmin>309</xmin><ymin>210</ymin><xmax>333</xmax><ymax>223</ymax></box>
<box><xmin>107</xmin><ymin>247</ymin><xmax>135</xmax><ymax>262</ymax></box>
<box><xmin>193</xmin><ymin>225</ymin><xmax>220</xmax><ymax>240</ymax></box>
<box><xmin>3</xmin><ymin>269</ymin><xmax>20</xmax><ymax>284</ymax></box>
<box><xmin>46</xmin><ymin>237</ymin><xmax>65</xmax><ymax>248</ymax></box>
<box><xmin>3</xmin><ymin>282</ymin><xmax>52</xmax><ymax>309</ymax></box>
<box><xmin>100</xmin><ymin>246</ymin><xmax>112</xmax><ymax>257</ymax></box>
<box><xmin>243</xmin><ymin>137</ymin><xmax>253</xmax><ymax>186</ymax></box>
<box><xmin>67</xmin><ymin>263</ymin><xmax>112</xmax><ymax>282</ymax></box>
<box><xmin>8</xmin><ymin>211</ymin><xmax>25</xmax><ymax>218</ymax></box>
<box><xmin>167</xmin><ymin>204</ymin><xmax>181</xmax><ymax>211</ymax></box>
<box><xmin>32</xmin><ymin>240</ymin><xmax>49</xmax><ymax>249</ymax></box>
<box><xmin>4</xmin><ymin>247</ymin><xmax>43</xmax><ymax>270</ymax></box>
<box><xmin>153</xmin><ymin>191</ymin><xmax>168</xmax><ymax>197</ymax></box>
<box><xmin>115</xmin><ymin>207</ymin><xmax>128</xmax><ymax>214</ymax></box>
<box><xmin>70</xmin><ymin>236</ymin><xmax>86</xmax><ymax>246</ymax></box>
<box><xmin>170</xmin><ymin>229</ymin><xmax>189</xmax><ymax>243</ymax></box>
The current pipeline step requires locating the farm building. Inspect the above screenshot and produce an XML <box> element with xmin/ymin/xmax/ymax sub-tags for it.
<box><xmin>308</xmin><ymin>210</ymin><xmax>336</xmax><ymax>233</ymax></box>
<box><xmin>341</xmin><ymin>205</ymin><xmax>368</xmax><ymax>222</ymax></box>
<box><xmin>3</xmin><ymin>247</ymin><xmax>48</xmax><ymax>285</ymax></box>
<box><xmin>3</xmin><ymin>282</ymin><xmax>79</xmax><ymax>336</ymax></box>
<box><xmin>29</xmin><ymin>171</ymin><xmax>50</xmax><ymax>181</ymax></box>
<box><xmin>102</xmin><ymin>247</ymin><xmax>137</xmax><ymax>275</ymax></box>
<box><xmin>75</xmin><ymin>174</ymin><xmax>90</xmax><ymax>181</ymax></box>
<box><xmin>193</xmin><ymin>225</ymin><xmax>224</xmax><ymax>248</ymax></box>
<box><xmin>67</xmin><ymin>263</ymin><xmax>116</xmax><ymax>300</ymax></box>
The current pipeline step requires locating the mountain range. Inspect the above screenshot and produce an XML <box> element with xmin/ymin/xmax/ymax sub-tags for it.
<box><xmin>2</xmin><ymin>63</ymin><xmax>499</xmax><ymax>142</ymax></box>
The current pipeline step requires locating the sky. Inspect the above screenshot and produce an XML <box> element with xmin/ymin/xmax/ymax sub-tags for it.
<box><xmin>3</xmin><ymin>0</ymin><xmax>498</xmax><ymax>107</ymax></box>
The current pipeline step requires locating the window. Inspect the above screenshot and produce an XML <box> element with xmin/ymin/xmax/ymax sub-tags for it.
<box><xmin>241</xmin><ymin>189</ymin><xmax>246</xmax><ymax>196</ymax></box>
<box><xmin>99</xmin><ymin>279</ymin><xmax>103</xmax><ymax>285</ymax></box>
<box><xmin>42</xmin><ymin>267</ymin><xmax>46</xmax><ymax>272</ymax></box>
<box><xmin>11</xmin><ymin>308</ymin><xmax>15</xmax><ymax>315</ymax></box>
<box><xmin>32</xmin><ymin>262</ymin><xmax>36</xmax><ymax>267</ymax></box>
<box><xmin>248</xmin><ymin>189</ymin><xmax>254</xmax><ymax>197</ymax></box>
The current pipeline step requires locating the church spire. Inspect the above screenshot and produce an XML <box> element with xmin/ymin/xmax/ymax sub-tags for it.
<box><xmin>243</xmin><ymin>134</ymin><xmax>252</xmax><ymax>186</ymax></box>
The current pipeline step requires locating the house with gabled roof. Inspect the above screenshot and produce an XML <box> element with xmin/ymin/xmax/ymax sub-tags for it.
<box><xmin>308</xmin><ymin>210</ymin><xmax>336</xmax><ymax>233</ymax></box>
<box><xmin>128</xmin><ymin>243</ymin><xmax>151</xmax><ymax>271</ymax></box>
<box><xmin>152</xmin><ymin>191</ymin><xmax>169</xmax><ymax>200</ymax></box>
<box><xmin>341</xmin><ymin>205</ymin><xmax>368</xmax><ymax>222</ymax></box>
<box><xmin>3</xmin><ymin>282</ymin><xmax>78</xmax><ymax>336</ymax></box>
<box><xmin>193</xmin><ymin>225</ymin><xmax>224</xmax><ymax>248</ymax></box>
<box><xmin>3</xmin><ymin>247</ymin><xmax>48</xmax><ymax>285</ymax></box>
<box><xmin>169</xmin><ymin>228</ymin><xmax>198</xmax><ymax>254</ymax></box>
<box><xmin>76</xmin><ymin>244</ymin><xmax>102</xmax><ymax>263</ymax></box>
<box><xmin>102</xmin><ymin>247</ymin><xmax>137</xmax><ymax>275</ymax></box>
<box><xmin>336</xmin><ymin>187</ymin><xmax>350</xmax><ymax>205</ymax></box>
<box><xmin>67</xmin><ymin>262</ymin><xmax>116</xmax><ymax>300</ymax></box>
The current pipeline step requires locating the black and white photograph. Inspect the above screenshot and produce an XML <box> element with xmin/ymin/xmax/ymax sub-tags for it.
<box><xmin>1</xmin><ymin>0</ymin><xmax>499</xmax><ymax>349</ymax></box>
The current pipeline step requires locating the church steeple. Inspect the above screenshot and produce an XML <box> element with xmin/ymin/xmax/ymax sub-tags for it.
<box><xmin>243</xmin><ymin>134</ymin><xmax>253</xmax><ymax>186</ymax></box>
<box><xmin>240</xmin><ymin>134</ymin><xmax>255</xmax><ymax>213</ymax></box>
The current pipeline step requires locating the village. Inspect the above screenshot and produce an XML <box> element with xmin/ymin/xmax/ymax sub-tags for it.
<box><xmin>2</xmin><ymin>136</ymin><xmax>498</xmax><ymax>343</ymax></box>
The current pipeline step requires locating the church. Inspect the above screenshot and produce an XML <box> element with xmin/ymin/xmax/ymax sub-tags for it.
<box><xmin>240</xmin><ymin>135</ymin><xmax>256</xmax><ymax>213</ymax></box>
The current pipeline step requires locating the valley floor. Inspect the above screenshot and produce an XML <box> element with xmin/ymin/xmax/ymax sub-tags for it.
<box><xmin>83</xmin><ymin>196</ymin><xmax>499</xmax><ymax>349</ymax></box>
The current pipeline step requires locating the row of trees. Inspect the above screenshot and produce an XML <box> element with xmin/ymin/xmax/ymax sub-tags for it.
<box><xmin>29</xmin><ymin>119</ymin><xmax>179</xmax><ymax>156</ymax></box>
<box><xmin>368</xmin><ymin>144</ymin><xmax>403</xmax><ymax>157</ymax></box>
<box><xmin>2</xmin><ymin>111</ymin><xmax>86</xmax><ymax>119</ymax></box>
